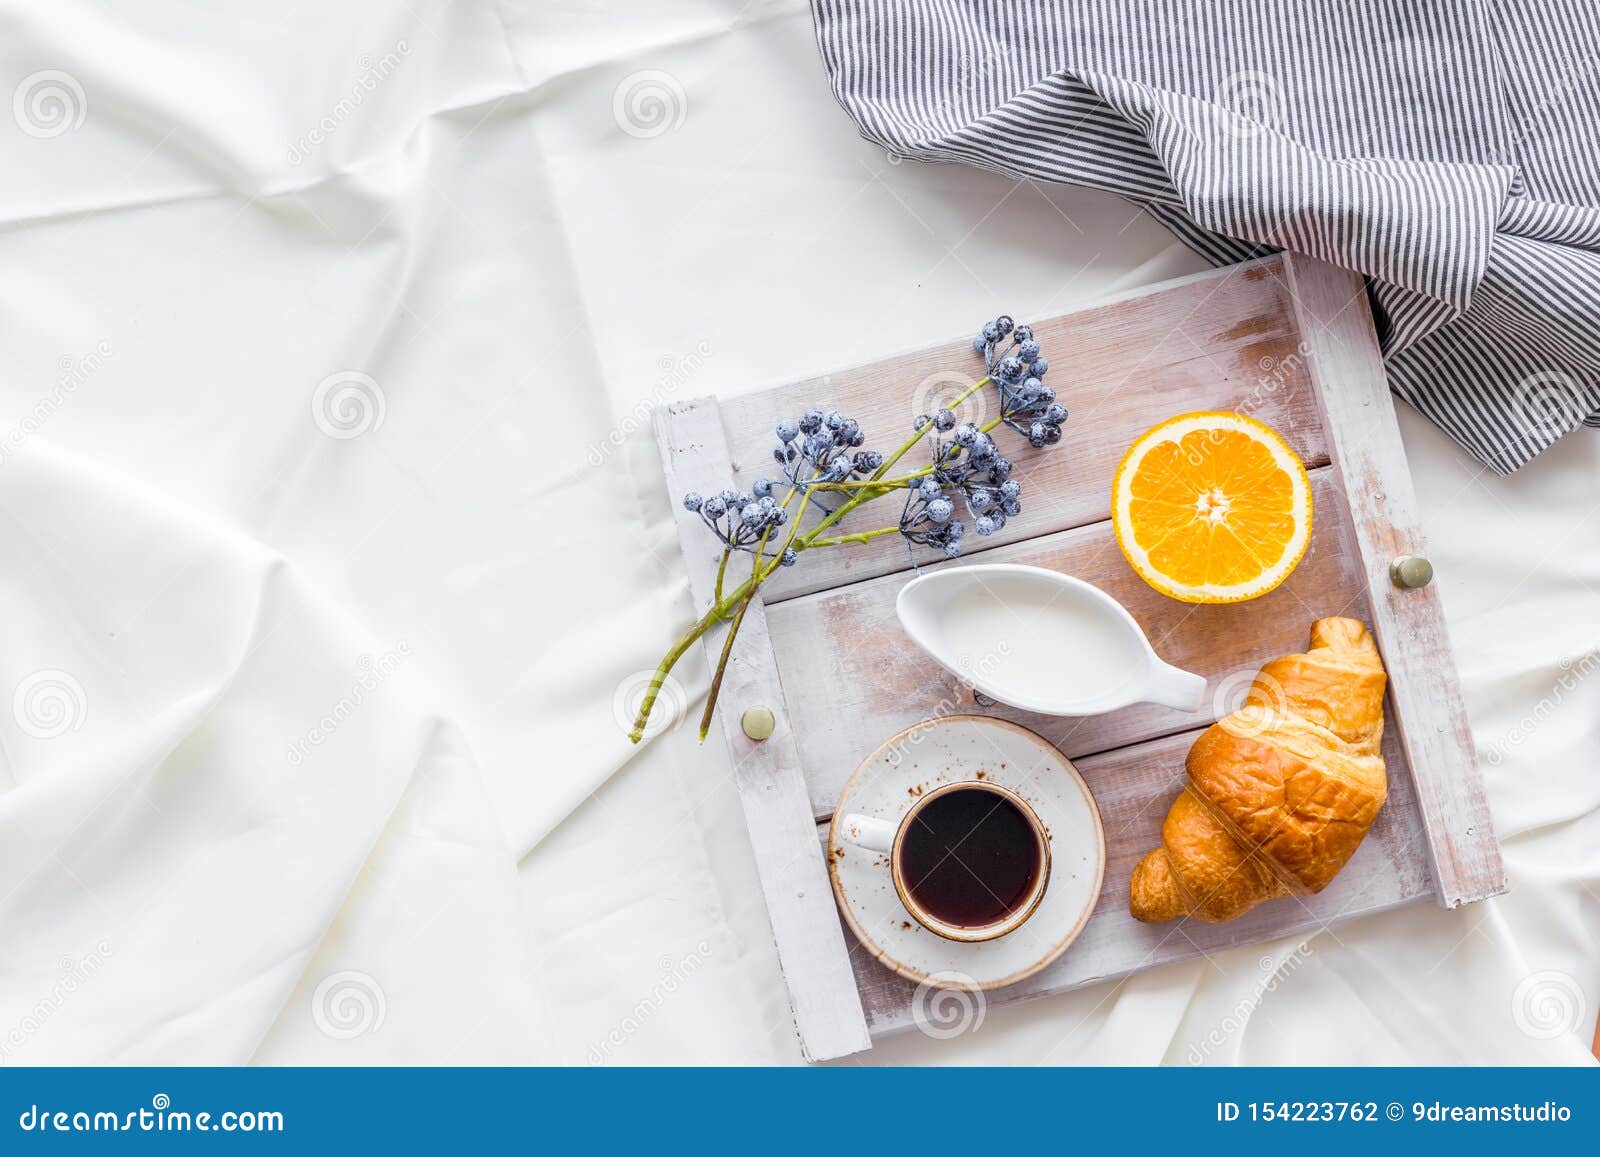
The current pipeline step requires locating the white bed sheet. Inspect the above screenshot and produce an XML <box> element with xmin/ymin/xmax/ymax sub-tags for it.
<box><xmin>0</xmin><ymin>0</ymin><xmax>1594</xmax><ymax>1066</ymax></box>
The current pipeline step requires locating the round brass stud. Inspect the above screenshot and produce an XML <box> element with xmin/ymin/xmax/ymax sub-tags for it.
<box><xmin>741</xmin><ymin>705</ymin><xmax>776</xmax><ymax>741</ymax></box>
<box><xmin>1390</xmin><ymin>555</ymin><xmax>1434</xmax><ymax>589</ymax></box>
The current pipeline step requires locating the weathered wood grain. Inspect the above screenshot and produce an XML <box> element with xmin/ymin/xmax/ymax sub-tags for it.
<box><xmin>1280</xmin><ymin>254</ymin><xmax>1506</xmax><ymax>908</ymax></box>
<box><xmin>651</xmin><ymin>399</ymin><xmax>871</xmax><ymax>1062</ymax></box>
<box><xmin>717</xmin><ymin>256</ymin><xmax>1330</xmax><ymax>602</ymax></box>
<box><xmin>822</xmin><ymin>719</ymin><xmax>1433</xmax><ymax>1038</ymax></box>
<box><xmin>769</xmin><ymin>468</ymin><xmax>1372</xmax><ymax>819</ymax></box>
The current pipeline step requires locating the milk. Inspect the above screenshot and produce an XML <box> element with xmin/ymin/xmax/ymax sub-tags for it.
<box><xmin>925</xmin><ymin>572</ymin><xmax>1144</xmax><ymax>703</ymax></box>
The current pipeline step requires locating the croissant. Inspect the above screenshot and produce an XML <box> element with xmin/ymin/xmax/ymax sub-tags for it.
<box><xmin>1129</xmin><ymin>617</ymin><xmax>1388</xmax><ymax>924</ymax></box>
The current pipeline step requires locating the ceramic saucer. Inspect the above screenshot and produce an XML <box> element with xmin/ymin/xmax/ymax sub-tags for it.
<box><xmin>827</xmin><ymin>714</ymin><xmax>1106</xmax><ymax>991</ymax></box>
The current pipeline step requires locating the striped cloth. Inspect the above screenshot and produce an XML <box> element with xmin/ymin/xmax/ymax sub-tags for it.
<box><xmin>811</xmin><ymin>0</ymin><xmax>1600</xmax><ymax>473</ymax></box>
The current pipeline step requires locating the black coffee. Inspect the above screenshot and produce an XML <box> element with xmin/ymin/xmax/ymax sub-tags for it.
<box><xmin>899</xmin><ymin>786</ymin><xmax>1042</xmax><ymax>928</ymax></box>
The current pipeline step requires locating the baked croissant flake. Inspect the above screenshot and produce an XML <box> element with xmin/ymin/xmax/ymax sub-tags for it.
<box><xmin>1129</xmin><ymin>617</ymin><xmax>1388</xmax><ymax>924</ymax></box>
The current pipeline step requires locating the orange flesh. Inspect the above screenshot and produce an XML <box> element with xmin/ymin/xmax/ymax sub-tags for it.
<box><xmin>1126</xmin><ymin>429</ymin><xmax>1297</xmax><ymax>589</ymax></box>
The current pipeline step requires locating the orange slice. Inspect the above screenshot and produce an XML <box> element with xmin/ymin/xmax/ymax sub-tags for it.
<box><xmin>1112</xmin><ymin>412</ymin><xmax>1312</xmax><ymax>604</ymax></box>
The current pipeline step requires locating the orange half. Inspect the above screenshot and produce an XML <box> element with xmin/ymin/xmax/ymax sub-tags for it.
<box><xmin>1111</xmin><ymin>412</ymin><xmax>1312</xmax><ymax>604</ymax></box>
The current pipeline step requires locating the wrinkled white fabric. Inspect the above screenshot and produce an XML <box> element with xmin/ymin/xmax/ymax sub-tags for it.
<box><xmin>1</xmin><ymin>0</ymin><xmax>1594</xmax><ymax>1066</ymax></box>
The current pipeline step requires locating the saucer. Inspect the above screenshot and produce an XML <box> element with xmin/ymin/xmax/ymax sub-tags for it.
<box><xmin>827</xmin><ymin>715</ymin><xmax>1106</xmax><ymax>991</ymax></box>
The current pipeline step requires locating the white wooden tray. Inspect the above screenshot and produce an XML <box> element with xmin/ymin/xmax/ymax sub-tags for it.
<box><xmin>650</xmin><ymin>253</ymin><xmax>1505</xmax><ymax>1061</ymax></box>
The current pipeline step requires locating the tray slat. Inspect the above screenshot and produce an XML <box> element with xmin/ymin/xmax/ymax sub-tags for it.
<box><xmin>1280</xmin><ymin>254</ymin><xmax>1505</xmax><ymax>907</ymax></box>
<box><xmin>651</xmin><ymin>399</ymin><xmax>871</xmax><ymax>1062</ymax></box>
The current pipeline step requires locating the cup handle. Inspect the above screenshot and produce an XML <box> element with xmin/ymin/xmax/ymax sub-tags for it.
<box><xmin>839</xmin><ymin>813</ymin><xmax>896</xmax><ymax>854</ymax></box>
<box><xmin>1146</xmin><ymin>661</ymin><xmax>1207</xmax><ymax>712</ymax></box>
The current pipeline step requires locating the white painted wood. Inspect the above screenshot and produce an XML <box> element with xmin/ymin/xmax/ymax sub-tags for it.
<box><xmin>651</xmin><ymin>398</ymin><xmax>872</xmax><ymax>1061</ymax></box>
<box><xmin>769</xmin><ymin>468</ymin><xmax>1371</xmax><ymax>819</ymax></box>
<box><xmin>719</xmin><ymin>256</ymin><xmax>1331</xmax><ymax>602</ymax></box>
<box><xmin>824</xmin><ymin>720</ymin><xmax>1434</xmax><ymax>1037</ymax></box>
<box><xmin>1280</xmin><ymin>253</ymin><xmax>1506</xmax><ymax>908</ymax></box>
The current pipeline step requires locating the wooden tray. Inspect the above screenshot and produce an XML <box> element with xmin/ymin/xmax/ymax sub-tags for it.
<box><xmin>650</xmin><ymin>254</ymin><xmax>1505</xmax><ymax>1061</ymax></box>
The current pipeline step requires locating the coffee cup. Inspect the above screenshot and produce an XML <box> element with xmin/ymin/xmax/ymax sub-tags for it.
<box><xmin>839</xmin><ymin>780</ymin><xmax>1051</xmax><ymax>942</ymax></box>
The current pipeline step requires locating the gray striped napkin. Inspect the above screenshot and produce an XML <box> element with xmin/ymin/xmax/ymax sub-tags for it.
<box><xmin>811</xmin><ymin>0</ymin><xmax>1600</xmax><ymax>473</ymax></box>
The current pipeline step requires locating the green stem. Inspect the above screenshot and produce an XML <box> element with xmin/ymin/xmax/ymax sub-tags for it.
<box><xmin>869</xmin><ymin>377</ymin><xmax>990</xmax><ymax>481</ymax></box>
<box><xmin>807</xmin><ymin>526</ymin><xmax>900</xmax><ymax>548</ymax></box>
<box><xmin>698</xmin><ymin>588</ymin><xmax>754</xmax><ymax>742</ymax></box>
<box><xmin>713</xmin><ymin>548</ymin><xmax>732</xmax><ymax>615</ymax></box>
<box><xmin>804</xmin><ymin>471</ymin><xmax>925</xmax><ymax>492</ymax></box>
<box><xmin>792</xmin><ymin>485</ymin><xmax>883</xmax><ymax>546</ymax></box>
<box><xmin>628</xmin><ymin>597</ymin><xmax>728</xmax><ymax>744</ymax></box>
